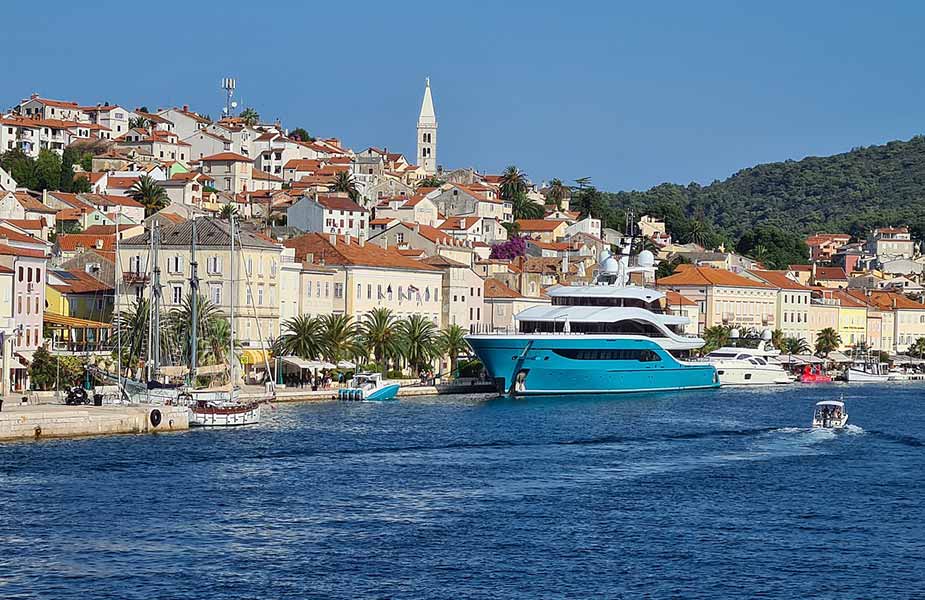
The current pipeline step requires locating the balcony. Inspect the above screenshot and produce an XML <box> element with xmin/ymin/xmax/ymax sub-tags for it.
<box><xmin>122</xmin><ymin>272</ymin><xmax>150</xmax><ymax>284</ymax></box>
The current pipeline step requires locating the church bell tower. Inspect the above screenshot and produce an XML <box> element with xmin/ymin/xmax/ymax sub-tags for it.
<box><xmin>417</xmin><ymin>77</ymin><xmax>438</xmax><ymax>175</ymax></box>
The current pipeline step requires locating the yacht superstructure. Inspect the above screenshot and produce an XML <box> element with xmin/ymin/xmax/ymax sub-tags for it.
<box><xmin>467</xmin><ymin>247</ymin><xmax>718</xmax><ymax>396</ymax></box>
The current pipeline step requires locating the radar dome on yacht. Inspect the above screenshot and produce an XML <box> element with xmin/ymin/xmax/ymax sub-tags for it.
<box><xmin>729</xmin><ymin>328</ymin><xmax>740</xmax><ymax>339</ymax></box>
<box><xmin>637</xmin><ymin>250</ymin><xmax>655</xmax><ymax>267</ymax></box>
<box><xmin>602</xmin><ymin>257</ymin><xmax>620</xmax><ymax>273</ymax></box>
<box><xmin>598</xmin><ymin>249</ymin><xmax>612</xmax><ymax>263</ymax></box>
<box><xmin>761</xmin><ymin>329</ymin><xmax>773</xmax><ymax>341</ymax></box>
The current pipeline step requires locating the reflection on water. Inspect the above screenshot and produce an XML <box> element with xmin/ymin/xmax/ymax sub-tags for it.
<box><xmin>1</xmin><ymin>385</ymin><xmax>924</xmax><ymax>599</ymax></box>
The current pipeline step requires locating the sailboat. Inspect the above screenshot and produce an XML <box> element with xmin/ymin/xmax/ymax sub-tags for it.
<box><xmin>111</xmin><ymin>215</ymin><xmax>268</xmax><ymax>425</ymax></box>
<box><xmin>184</xmin><ymin>213</ymin><xmax>264</xmax><ymax>427</ymax></box>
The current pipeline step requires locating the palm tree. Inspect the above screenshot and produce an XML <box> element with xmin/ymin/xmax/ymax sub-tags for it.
<box><xmin>702</xmin><ymin>325</ymin><xmax>730</xmax><ymax>353</ymax></box>
<box><xmin>770</xmin><ymin>328</ymin><xmax>784</xmax><ymax>351</ymax></box>
<box><xmin>511</xmin><ymin>191</ymin><xmax>543</xmax><ymax>220</ymax></box>
<box><xmin>633</xmin><ymin>236</ymin><xmax>660</xmax><ymax>256</ymax></box>
<box><xmin>685</xmin><ymin>220</ymin><xmax>707</xmax><ymax>247</ymax></box>
<box><xmin>751</xmin><ymin>244</ymin><xmax>769</xmax><ymax>264</ymax></box>
<box><xmin>203</xmin><ymin>317</ymin><xmax>235</xmax><ymax>368</ymax></box>
<box><xmin>781</xmin><ymin>337</ymin><xmax>811</xmax><ymax>355</ymax></box>
<box><xmin>129</xmin><ymin>175</ymin><xmax>168</xmax><ymax>216</ymax></box>
<box><xmin>318</xmin><ymin>314</ymin><xmax>359</xmax><ymax>362</ymax></box>
<box><xmin>220</xmin><ymin>203</ymin><xmax>239</xmax><ymax>220</ymax></box>
<box><xmin>398</xmin><ymin>314</ymin><xmax>440</xmax><ymax>372</ymax></box>
<box><xmin>417</xmin><ymin>176</ymin><xmax>445</xmax><ymax>188</ymax></box>
<box><xmin>275</xmin><ymin>315</ymin><xmax>323</xmax><ymax>359</ymax></box>
<box><xmin>360</xmin><ymin>308</ymin><xmax>400</xmax><ymax>372</ymax></box>
<box><xmin>438</xmin><ymin>324</ymin><xmax>469</xmax><ymax>378</ymax></box>
<box><xmin>331</xmin><ymin>171</ymin><xmax>359</xmax><ymax>202</ymax></box>
<box><xmin>128</xmin><ymin>116</ymin><xmax>151</xmax><ymax>130</ymax></box>
<box><xmin>239</xmin><ymin>107</ymin><xmax>259</xmax><ymax>126</ymax></box>
<box><xmin>910</xmin><ymin>337</ymin><xmax>925</xmax><ymax>358</ymax></box>
<box><xmin>499</xmin><ymin>165</ymin><xmax>529</xmax><ymax>201</ymax></box>
<box><xmin>112</xmin><ymin>298</ymin><xmax>175</xmax><ymax>377</ymax></box>
<box><xmin>815</xmin><ymin>327</ymin><xmax>841</xmax><ymax>356</ymax></box>
<box><xmin>545</xmin><ymin>178</ymin><xmax>569</xmax><ymax>208</ymax></box>
<box><xmin>166</xmin><ymin>292</ymin><xmax>225</xmax><ymax>367</ymax></box>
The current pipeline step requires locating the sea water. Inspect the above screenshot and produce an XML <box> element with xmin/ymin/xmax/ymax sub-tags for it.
<box><xmin>1</xmin><ymin>383</ymin><xmax>923</xmax><ymax>598</ymax></box>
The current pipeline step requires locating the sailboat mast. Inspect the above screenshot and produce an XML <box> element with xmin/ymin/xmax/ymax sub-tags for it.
<box><xmin>115</xmin><ymin>208</ymin><xmax>121</xmax><ymax>380</ymax></box>
<box><xmin>151</xmin><ymin>221</ymin><xmax>162</xmax><ymax>379</ymax></box>
<box><xmin>229</xmin><ymin>211</ymin><xmax>236</xmax><ymax>385</ymax></box>
<box><xmin>189</xmin><ymin>217</ymin><xmax>199</xmax><ymax>384</ymax></box>
<box><xmin>146</xmin><ymin>221</ymin><xmax>155</xmax><ymax>382</ymax></box>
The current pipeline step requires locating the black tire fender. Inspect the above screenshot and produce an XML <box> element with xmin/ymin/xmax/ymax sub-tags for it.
<box><xmin>150</xmin><ymin>409</ymin><xmax>162</xmax><ymax>428</ymax></box>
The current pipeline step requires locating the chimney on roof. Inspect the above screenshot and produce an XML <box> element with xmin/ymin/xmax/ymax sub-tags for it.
<box><xmin>95</xmin><ymin>239</ymin><xmax>103</xmax><ymax>249</ymax></box>
<box><xmin>329</xmin><ymin>233</ymin><xmax>337</xmax><ymax>245</ymax></box>
<box><xmin>183</xmin><ymin>105</ymin><xmax>189</xmax><ymax>112</ymax></box>
<box><xmin>358</xmin><ymin>233</ymin><xmax>365</xmax><ymax>247</ymax></box>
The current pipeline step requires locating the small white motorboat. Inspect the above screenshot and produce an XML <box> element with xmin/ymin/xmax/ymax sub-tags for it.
<box><xmin>846</xmin><ymin>360</ymin><xmax>889</xmax><ymax>383</ymax></box>
<box><xmin>812</xmin><ymin>399</ymin><xmax>848</xmax><ymax>430</ymax></box>
<box><xmin>338</xmin><ymin>373</ymin><xmax>400</xmax><ymax>401</ymax></box>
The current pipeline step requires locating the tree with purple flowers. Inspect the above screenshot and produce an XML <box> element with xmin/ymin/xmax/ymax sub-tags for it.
<box><xmin>489</xmin><ymin>236</ymin><xmax>527</xmax><ymax>260</ymax></box>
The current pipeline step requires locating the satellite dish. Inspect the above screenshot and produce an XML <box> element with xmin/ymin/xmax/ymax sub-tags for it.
<box><xmin>222</xmin><ymin>107</ymin><xmax>229</xmax><ymax>114</ymax></box>
<box><xmin>231</xmin><ymin>101</ymin><xmax>238</xmax><ymax>109</ymax></box>
<box><xmin>602</xmin><ymin>257</ymin><xmax>620</xmax><ymax>273</ymax></box>
<box><xmin>637</xmin><ymin>250</ymin><xmax>655</xmax><ymax>268</ymax></box>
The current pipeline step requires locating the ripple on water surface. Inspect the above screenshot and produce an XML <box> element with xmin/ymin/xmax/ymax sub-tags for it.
<box><xmin>1</xmin><ymin>384</ymin><xmax>924</xmax><ymax>599</ymax></box>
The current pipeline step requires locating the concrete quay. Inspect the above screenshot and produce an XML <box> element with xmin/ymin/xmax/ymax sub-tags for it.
<box><xmin>0</xmin><ymin>404</ymin><xmax>189</xmax><ymax>442</ymax></box>
<box><xmin>242</xmin><ymin>381</ymin><xmax>496</xmax><ymax>403</ymax></box>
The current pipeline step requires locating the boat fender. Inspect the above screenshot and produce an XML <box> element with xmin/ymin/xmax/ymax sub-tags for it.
<box><xmin>150</xmin><ymin>409</ymin><xmax>162</xmax><ymax>428</ymax></box>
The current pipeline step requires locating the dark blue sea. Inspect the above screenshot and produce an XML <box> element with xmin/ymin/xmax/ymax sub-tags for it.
<box><xmin>2</xmin><ymin>383</ymin><xmax>924</xmax><ymax>599</ymax></box>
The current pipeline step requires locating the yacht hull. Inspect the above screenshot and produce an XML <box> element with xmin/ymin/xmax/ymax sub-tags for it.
<box><xmin>710</xmin><ymin>363</ymin><xmax>792</xmax><ymax>386</ymax></box>
<box><xmin>467</xmin><ymin>335</ymin><xmax>719</xmax><ymax>396</ymax></box>
<box><xmin>846</xmin><ymin>368</ymin><xmax>889</xmax><ymax>383</ymax></box>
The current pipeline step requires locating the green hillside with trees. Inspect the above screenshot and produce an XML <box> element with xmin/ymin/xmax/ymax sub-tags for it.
<box><xmin>604</xmin><ymin>135</ymin><xmax>925</xmax><ymax>240</ymax></box>
<box><xmin>594</xmin><ymin>134</ymin><xmax>925</xmax><ymax>268</ymax></box>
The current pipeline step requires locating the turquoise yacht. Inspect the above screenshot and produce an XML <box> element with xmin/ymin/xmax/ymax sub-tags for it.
<box><xmin>466</xmin><ymin>248</ymin><xmax>718</xmax><ymax>396</ymax></box>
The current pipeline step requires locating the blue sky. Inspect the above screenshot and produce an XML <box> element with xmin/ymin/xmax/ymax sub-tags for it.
<box><xmin>2</xmin><ymin>1</ymin><xmax>922</xmax><ymax>191</ymax></box>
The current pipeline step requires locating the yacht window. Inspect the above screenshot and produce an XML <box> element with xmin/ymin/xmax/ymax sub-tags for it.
<box><xmin>707</xmin><ymin>352</ymin><xmax>737</xmax><ymax>359</ymax></box>
<box><xmin>754</xmin><ymin>357</ymin><xmax>767</xmax><ymax>365</ymax></box>
<box><xmin>552</xmin><ymin>348</ymin><xmax>661</xmax><ymax>362</ymax></box>
<box><xmin>736</xmin><ymin>354</ymin><xmax>751</xmax><ymax>361</ymax></box>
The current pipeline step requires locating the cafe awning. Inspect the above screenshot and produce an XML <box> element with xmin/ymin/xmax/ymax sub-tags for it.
<box><xmin>43</xmin><ymin>312</ymin><xmax>111</xmax><ymax>329</ymax></box>
<box><xmin>239</xmin><ymin>349</ymin><xmax>270</xmax><ymax>366</ymax></box>
<box><xmin>281</xmin><ymin>356</ymin><xmax>315</xmax><ymax>370</ymax></box>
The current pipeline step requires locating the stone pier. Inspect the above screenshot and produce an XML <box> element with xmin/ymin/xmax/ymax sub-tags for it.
<box><xmin>0</xmin><ymin>404</ymin><xmax>189</xmax><ymax>442</ymax></box>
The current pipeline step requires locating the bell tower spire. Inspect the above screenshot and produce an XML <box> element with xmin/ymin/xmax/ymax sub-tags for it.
<box><xmin>417</xmin><ymin>77</ymin><xmax>437</xmax><ymax>175</ymax></box>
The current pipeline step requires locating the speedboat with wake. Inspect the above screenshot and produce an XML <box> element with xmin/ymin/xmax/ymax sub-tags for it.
<box><xmin>812</xmin><ymin>399</ymin><xmax>848</xmax><ymax>429</ymax></box>
<box><xmin>466</xmin><ymin>245</ymin><xmax>718</xmax><ymax>396</ymax></box>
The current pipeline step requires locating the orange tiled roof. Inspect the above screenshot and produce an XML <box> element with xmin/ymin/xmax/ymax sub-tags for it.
<box><xmin>56</xmin><ymin>233</ymin><xmax>115</xmax><ymax>252</ymax></box>
<box><xmin>516</xmin><ymin>219</ymin><xmax>566</xmax><ymax>232</ymax></box>
<box><xmin>665</xmin><ymin>290</ymin><xmax>697</xmax><ymax>306</ymax></box>
<box><xmin>48</xmin><ymin>269</ymin><xmax>113</xmax><ymax>294</ymax></box>
<box><xmin>658</xmin><ymin>266</ymin><xmax>774</xmax><ymax>288</ymax></box>
<box><xmin>750</xmin><ymin>270</ymin><xmax>811</xmax><ymax>291</ymax></box>
<box><xmin>284</xmin><ymin>233</ymin><xmax>439</xmax><ymax>271</ymax></box>
<box><xmin>200</xmin><ymin>152</ymin><xmax>253</xmax><ymax>163</ymax></box>
<box><xmin>484</xmin><ymin>278</ymin><xmax>521</xmax><ymax>299</ymax></box>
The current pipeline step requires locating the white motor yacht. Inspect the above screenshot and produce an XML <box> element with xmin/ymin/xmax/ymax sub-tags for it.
<box><xmin>704</xmin><ymin>337</ymin><xmax>792</xmax><ymax>386</ymax></box>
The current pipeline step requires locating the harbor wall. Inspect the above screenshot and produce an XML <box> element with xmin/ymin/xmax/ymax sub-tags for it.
<box><xmin>0</xmin><ymin>404</ymin><xmax>189</xmax><ymax>442</ymax></box>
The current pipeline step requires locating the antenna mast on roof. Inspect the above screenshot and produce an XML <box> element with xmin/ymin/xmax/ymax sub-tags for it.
<box><xmin>221</xmin><ymin>77</ymin><xmax>237</xmax><ymax>118</ymax></box>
